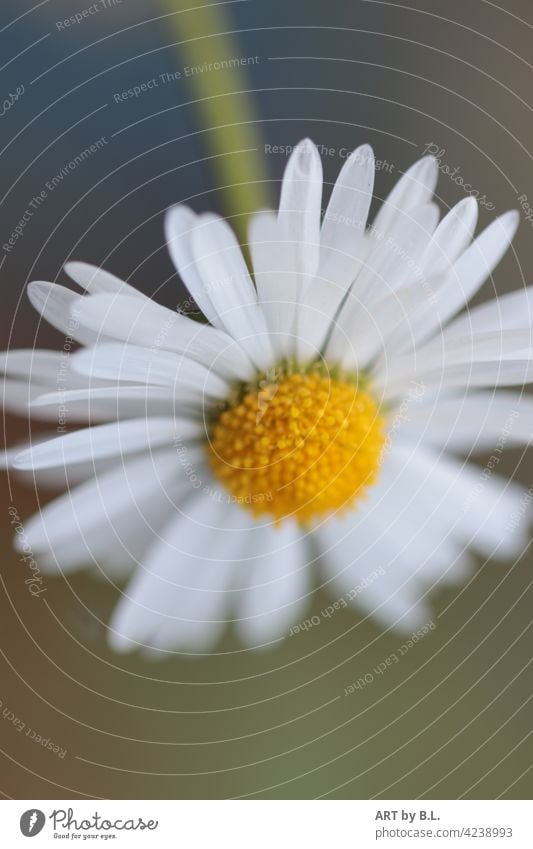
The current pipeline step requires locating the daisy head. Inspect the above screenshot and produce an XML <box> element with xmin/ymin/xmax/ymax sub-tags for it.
<box><xmin>2</xmin><ymin>138</ymin><xmax>531</xmax><ymax>655</ymax></box>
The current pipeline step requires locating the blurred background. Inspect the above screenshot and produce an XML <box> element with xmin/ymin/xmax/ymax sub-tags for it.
<box><xmin>1</xmin><ymin>0</ymin><xmax>533</xmax><ymax>799</ymax></box>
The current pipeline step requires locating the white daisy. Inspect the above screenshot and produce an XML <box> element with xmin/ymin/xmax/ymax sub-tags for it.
<box><xmin>2</xmin><ymin>138</ymin><xmax>531</xmax><ymax>655</ymax></box>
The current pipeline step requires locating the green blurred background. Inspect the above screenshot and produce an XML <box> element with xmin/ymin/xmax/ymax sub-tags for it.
<box><xmin>1</xmin><ymin>0</ymin><xmax>532</xmax><ymax>799</ymax></box>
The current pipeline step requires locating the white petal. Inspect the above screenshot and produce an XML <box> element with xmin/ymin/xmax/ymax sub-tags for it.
<box><xmin>442</xmin><ymin>286</ymin><xmax>533</xmax><ymax>340</ymax></box>
<box><xmin>5</xmin><ymin>453</ymin><xmax>126</xmax><ymax>486</ymax></box>
<box><xmin>235</xmin><ymin>521</ymin><xmax>310</xmax><ymax>647</ymax></box>
<box><xmin>167</xmin><ymin>206</ymin><xmax>273</xmax><ymax>369</ymax></box>
<box><xmin>352</xmin><ymin>457</ymin><xmax>474</xmax><ymax>589</ymax></box>
<box><xmin>2</xmin><ymin>379</ymin><xmax>48</xmax><ymax>419</ymax></box>
<box><xmin>319</xmin><ymin>144</ymin><xmax>375</xmax><ymax>290</ymax></box>
<box><xmin>319</xmin><ymin>429</ymin><xmax>528</xmax><ymax>629</ymax></box>
<box><xmin>363</xmin><ymin>202</ymin><xmax>440</xmax><ymax>303</ymax></box>
<box><xmin>249</xmin><ymin>211</ymin><xmax>300</xmax><ymax>359</ymax></box>
<box><xmin>371</xmin><ymin>155</ymin><xmax>438</xmax><ymax>236</ymax></box>
<box><xmin>392</xmin><ymin>211</ymin><xmax>519</xmax><ymax>353</ymax></box>
<box><xmin>16</xmin><ymin>448</ymin><xmax>191</xmax><ymax>553</ymax></box>
<box><xmin>287</xmin><ymin>146</ymin><xmax>376</xmax><ymax>360</ymax></box>
<box><xmin>379</xmin><ymin>356</ymin><xmax>533</xmax><ymax>401</ymax></box>
<box><xmin>335</xmin><ymin>281</ymin><xmax>431</xmax><ymax>371</ymax></box>
<box><xmin>73</xmin><ymin>294</ymin><xmax>255</xmax><ymax>381</ymax></box>
<box><xmin>327</xmin><ymin>203</ymin><xmax>440</xmax><ymax>364</ymax></box>
<box><xmin>12</xmin><ymin>417</ymin><xmax>198</xmax><ymax>470</ymax></box>
<box><xmin>65</xmin><ymin>261</ymin><xmax>145</xmax><ymax>298</ymax></box>
<box><xmin>0</xmin><ymin>349</ymin><xmax>109</xmax><ymax>392</ymax></box>
<box><xmin>108</xmin><ymin>494</ymin><xmax>246</xmax><ymax>653</ymax></box>
<box><xmin>377</xmin><ymin>328</ymin><xmax>533</xmax><ymax>395</ymax></box>
<box><xmin>419</xmin><ymin>197</ymin><xmax>478</xmax><ymax>277</ymax></box>
<box><xmin>36</xmin><ymin>483</ymin><xmax>179</xmax><ymax>577</ymax></box>
<box><xmin>1</xmin><ymin>349</ymin><xmax>70</xmax><ymax>383</ymax></box>
<box><xmin>401</xmin><ymin>391</ymin><xmax>533</xmax><ymax>451</ymax></box>
<box><xmin>358</xmin><ymin>491</ymin><xmax>474</xmax><ymax>589</ymax></box>
<box><xmin>278</xmin><ymin>140</ymin><xmax>324</xmax><ymax>360</ymax></box>
<box><xmin>27</xmin><ymin>281</ymin><xmax>102</xmax><ymax>346</ymax></box>
<box><xmin>71</xmin><ymin>344</ymin><xmax>230</xmax><ymax>401</ymax></box>
<box><xmin>190</xmin><ymin>213</ymin><xmax>275</xmax><ymax>369</ymax></box>
<box><xmin>164</xmin><ymin>205</ymin><xmax>207</xmax><ymax>312</ymax></box>
<box><xmin>30</xmin><ymin>385</ymin><xmax>178</xmax><ymax>422</ymax></box>
<box><xmin>389</xmin><ymin>440</ymin><xmax>530</xmax><ymax>558</ymax></box>
<box><xmin>437</xmin><ymin>360</ymin><xmax>533</xmax><ymax>392</ymax></box>
<box><xmin>318</xmin><ymin>512</ymin><xmax>432</xmax><ymax>632</ymax></box>
<box><xmin>278</xmin><ymin>139</ymin><xmax>322</xmax><ymax>277</ymax></box>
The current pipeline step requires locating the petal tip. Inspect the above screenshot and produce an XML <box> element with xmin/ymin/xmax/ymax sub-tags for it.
<box><xmin>290</xmin><ymin>138</ymin><xmax>321</xmax><ymax>174</ymax></box>
<box><xmin>107</xmin><ymin>629</ymin><xmax>136</xmax><ymax>654</ymax></box>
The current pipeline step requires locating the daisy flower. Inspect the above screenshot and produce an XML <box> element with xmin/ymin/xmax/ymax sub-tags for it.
<box><xmin>2</xmin><ymin>139</ymin><xmax>531</xmax><ymax>655</ymax></box>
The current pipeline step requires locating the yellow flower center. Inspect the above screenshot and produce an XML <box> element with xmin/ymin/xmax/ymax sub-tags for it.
<box><xmin>207</xmin><ymin>371</ymin><xmax>385</xmax><ymax>523</ymax></box>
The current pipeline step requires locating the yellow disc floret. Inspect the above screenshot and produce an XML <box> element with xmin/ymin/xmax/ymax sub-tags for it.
<box><xmin>207</xmin><ymin>371</ymin><xmax>385</xmax><ymax>523</ymax></box>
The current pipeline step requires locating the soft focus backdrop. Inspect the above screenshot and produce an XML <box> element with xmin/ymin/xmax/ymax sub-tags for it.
<box><xmin>1</xmin><ymin>0</ymin><xmax>533</xmax><ymax>799</ymax></box>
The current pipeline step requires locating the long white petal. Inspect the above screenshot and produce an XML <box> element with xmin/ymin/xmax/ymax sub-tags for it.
<box><xmin>191</xmin><ymin>213</ymin><xmax>275</xmax><ymax>369</ymax></box>
<box><xmin>278</xmin><ymin>140</ymin><xmax>324</xmax><ymax>360</ymax></box>
<box><xmin>390</xmin><ymin>211</ymin><xmax>519</xmax><ymax>353</ymax></box>
<box><xmin>288</xmin><ymin>146</ymin><xmax>375</xmax><ymax>360</ymax></box>
<box><xmin>249</xmin><ymin>211</ymin><xmax>297</xmax><ymax>359</ymax></box>
<box><xmin>401</xmin><ymin>391</ymin><xmax>533</xmax><ymax>451</ymax></box>
<box><xmin>442</xmin><ymin>286</ymin><xmax>533</xmax><ymax>340</ymax></box>
<box><xmin>74</xmin><ymin>293</ymin><xmax>255</xmax><ymax>381</ymax></box>
<box><xmin>65</xmin><ymin>261</ymin><xmax>145</xmax><ymax>298</ymax></box>
<box><xmin>335</xmin><ymin>281</ymin><xmax>434</xmax><ymax>371</ymax></box>
<box><xmin>361</xmin><ymin>202</ymin><xmax>440</xmax><ymax>304</ymax></box>
<box><xmin>419</xmin><ymin>197</ymin><xmax>478</xmax><ymax>277</ymax></box>
<box><xmin>16</xmin><ymin>448</ymin><xmax>192</xmax><ymax>553</ymax></box>
<box><xmin>319</xmin><ymin>144</ymin><xmax>375</xmax><ymax>290</ymax></box>
<box><xmin>2</xmin><ymin>379</ymin><xmax>51</xmax><ymax>419</ymax></box>
<box><xmin>235</xmin><ymin>521</ymin><xmax>310</xmax><ymax>647</ymax></box>
<box><xmin>164</xmin><ymin>205</ymin><xmax>207</xmax><ymax>313</ymax></box>
<box><xmin>0</xmin><ymin>349</ymin><xmax>110</xmax><ymax>393</ymax></box>
<box><xmin>327</xmin><ymin>203</ymin><xmax>440</xmax><ymax>363</ymax></box>
<box><xmin>71</xmin><ymin>344</ymin><xmax>230</xmax><ymax>400</ymax></box>
<box><xmin>108</xmin><ymin>494</ymin><xmax>246</xmax><ymax>653</ymax></box>
<box><xmin>318</xmin><ymin>512</ymin><xmax>432</xmax><ymax>632</ymax></box>
<box><xmin>389</xmin><ymin>440</ymin><xmax>530</xmax><ymax>558</ymax></box>
<box><xmin>35</xmin><ymin>483</ymin><xmax>182</xmax><ymax>576</ymax></box>
<box><xmin>1</xmin><ymin>349</ymin><xmax>70</xmax><ymax>383</ymax></box>
<box><xmin>27</xmin><ymin>282</ymin><xmax>101</xmax><ymax>345</ymax></box>
<box><xmin>278</xmin><ymin>138</ymin><xmax>322</xmax><ymax>279</ymax></box>
<box><xmin>378</xmin><ymin>328</ymin><xmax>533</xmax><ymax>393</ymax></box>
<box><xmin>371</xmin><ymin>155</ymin><xmax>438</xmax><ymax>236</ymax></box>
<box><xmin>30</xmin><ymin>385</ymin><xmax>178</xmax><ymax>422</ymax></box>
<box><xmin>13</xmin><ymin>417</ymin><xmax>198</xmax><ymax>470</ymax></box>
<box><xmin>379</xmin><ymin>355</ymin><xmax>533</xmax><ymax>400</ymax></box>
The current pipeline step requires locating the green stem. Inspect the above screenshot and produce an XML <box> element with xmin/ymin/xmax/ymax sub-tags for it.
<box><xmin>163</xmin><ymin>0</ymin><xmax>273</xmax><ymax>241</ymax></box>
